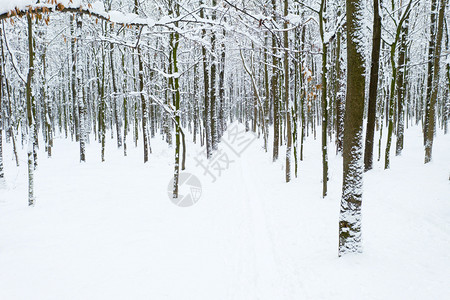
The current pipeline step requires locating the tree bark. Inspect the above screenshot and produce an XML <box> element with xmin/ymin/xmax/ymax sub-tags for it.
<box><xmin>284</xmin><ymin>0</ymin><xmax>291</xmax><ymax>182</ymax></box>
<box><xmin>26</xmin><ymin>14</ymin><xmax>35</xmax><ymax>206</ymax></box>
<box><xmin>395</xmin><ymin>20</ymin><xmax>409</xmax><ymax>156</ymax></box>
<box><xmin>210</xmin><ymin>0</ymin><xmax>218</xmax><ymax>151</ymax></box>
<box><xmin>339</xmin><ymin>0</ymin><xmax>366</xmax><ymax>256</ymax></box>
<box><xmin>272</xmin><ymin>0</ymin><xmax>279</xmax><ymax>162</ymax></box>
<box><xmin>423</xmin><ymin>0</ymin><xmax>438</xmax><ymax>144</ymax></box>
<box><xmin>425</xmin><ymin>0</ymin><xmax>447</xmax><ymax>163</ymax></box>
<box><xmin>200</xmin><ymin>0</ymin><xmax>212</xmax><ymax>159</ymax></box>
<box><xmin>77</xmin><ymin>15</ymin><xmax>86</xmax><ymax>162</ymax></box>
<box><xmin>319</xmin><ymin>0</ymin><xmax>328</xmax><ymax>196</ymax></box>
<box><xmin>364</xmin><ymin>0</ymin><xmax>381</xmax><ymax>171</ymax></box>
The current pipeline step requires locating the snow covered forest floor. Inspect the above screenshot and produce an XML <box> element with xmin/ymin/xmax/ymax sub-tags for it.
<box><xmin>0</xmin><ymin>125</ymin><xmax>449</xmax><ymax>299</ymax></box>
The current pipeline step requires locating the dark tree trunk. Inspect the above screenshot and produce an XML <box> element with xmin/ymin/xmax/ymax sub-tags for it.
<box><xmin>423</xmin><ymin>0</ymin><xmax>438</xmax><ymax>144</ymax></box>
<box><xmin>425</xmin><ymin>0</ymin><xmax>447</xmax><ymax>163</ymax></box>
<box><xmin>395</xmin><ymin>20</ymin><xmax>409</xmax><ymax>156</ymax></box>
<box><xmin>364</xmin><ymin>0</ymin><xmax>381</xmax><ymax>171</ymax></box>
<box><xmin>200</xmin><ymin>0</ymin><xmax>212</xmax><ymax>159</ymax></box>
<box><xmin>339</xmin><ymin>0</ymin><xmax>366</xmax><ymax>256</ymax></box>
<box><xmin>26</xmin><ymin>14</ymin><xmax>35</xmax><ymax>206</ymax></box>
<box><xmin>272</xmin><ymin>0</ymin><xmax>279</xmax><ymax>162</ymax></box>
<box><xmin>319</xmin><ymin>0</ymin><xmax>328</xmax><ymax>197</ymax></box>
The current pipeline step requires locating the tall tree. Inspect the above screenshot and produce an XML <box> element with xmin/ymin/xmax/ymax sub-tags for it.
<box><xmin>335</xmin><ymin>11</ymin><xmax>344</xmax><ymax>154</ymax></box>
<box><xmin>109</xmin><ymin>30</ymin><xmax>122</xmax><ymax>150</ymax></box>
<box><xmin>364</xmin><ymin>0</ymin><xmax>382</xmax><ymax>171</ymax></box>
<box><xmin>210</xmin><ymin>0</ymin><xmax>218</xmax><ymax>151</ymax></box>
<box><xmin>424</xmin><ymin>0</ymin><xmax>448</xmax><ymax>163</ymax></box>
<box><xmin>26</xmin><ymin>13</ymin><xmax>35</xmax><ymax>206</ymax></box>
<box><xmin>319</xmin><ymin>0</ymin><xmax>329</xmax><ymax>196</ymax></box>
<box><xmin>284</xmin><ymin>0</ymin><xmax>292</xmax><ymax>182</ymax></box>
<box><xmin>70</xmin><ymin>15</ymin><xmax>79</xmax><ymax>142</ymax></box>
<box><xmin>200</xmin><ymin>0</ymin><xmax>212</xmax><ymax>159</ymax></box>
<box><xmin>339</xmin><ymin>0</ymin><xmax>366</xmax><ymax>256</ymax></box>
<box><xmin>76</xmin><ymin>15</ymin><xmax>86</xmax><ymax>162</ymax></box>
<box><xmin>423</xmin><ymin>0</ymin><xmax>438</xmax><ymax>144</ymax></box>
<box><xmin>384</xmin><ymin>0</ymin><xmax>414</xmax><ymax>169</ymax></box>
<box><xmin>395</xmin><ymin>18</ymin><xmax>409</xmax><ymax>156</ymax></box>
<box><xmin>134</xmin><ymin>0</ymin><xmax>149</xmax><ymax>163</ymax></box>
<box><xmin>169</xmin><ymin>1</ymin><xmax>182</xmax><ymax>198</ymax></box>
<box><xmin>0</xmin><ymin>28</ymin><xmax>3</xmax><ymax>182</ymax></box>
<box><xmin>271</xmin><ymin>0</ymin><xmax>279</xmax><ymax>162</ymax></box>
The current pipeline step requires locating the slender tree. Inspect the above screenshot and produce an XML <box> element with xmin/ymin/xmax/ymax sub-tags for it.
<box><xmin>425</xmin><ymin>0</ymin><xmax>447</xmax><ymax>163</ymax></box>
<box><xmin>395</xmin><ymin>19</ymin><xmax>409</xmax><ymax>156</ymax></box>
<box><xmin>319</xmin><ymin>0</ymin><xmax>328</xmax><ymax>196</ymax></box>
<box><xmin>26</xmin><ymin>13</ymin><xmax>35</xmax><ymax>206</ymax></box>
<box><xmin>384</xmin><ymin>0</ymin><xmax>414</xmax><ymax>169</ymax></box>
<box><xmin>284</xmin><ymin>0</ymin><xmax>291</xmax><ymax>182</ymax></box>
<box><xmin>364</xmin><ymin>0</ymin><xmax>381</xmax><ymax>171</ymax></box>
<box><xmin>200</xmin><ymin>0</ymin><xmax>212</xmax><ymax>159</ymax></box>
<box><xmin>272</xmin><ymin>0</ymin><xmax>279</xmax><ymax>162</ymax></box>
<box><xmin>210</xmin><ymin>0</ymin><xmax>218</xmax><ymax>151</ymax></box>
<box><xmin>423</xmin><ymin>0</ymin><xmax>438</xmax><ymax>144</ymax></box>
<box><xmin>77</xmin><ymin>15</ymin><xmax>86</xmax><ymax>162</ymax></box>
<box><xmin>0</xmin><ymin>29</ymin><xmax>3</xmax><ymax>182</ymax></box>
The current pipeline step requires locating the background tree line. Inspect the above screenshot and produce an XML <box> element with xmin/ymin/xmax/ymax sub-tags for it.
<box><xmin>0</xmin><ymin>0</ymin><xmax>448</xmax><ymax>255</ymax></box>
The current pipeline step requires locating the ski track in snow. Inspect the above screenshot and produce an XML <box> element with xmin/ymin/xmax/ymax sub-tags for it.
<box><xmin>0</xmin><ymin>124</ymin><xmax>449</xmax><ymax>299</ymax></box>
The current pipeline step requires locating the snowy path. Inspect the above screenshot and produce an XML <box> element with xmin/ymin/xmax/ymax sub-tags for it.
<box><xmin>0</xmin><ymin>126</ymin><xmax>449</xmax><ymax>299</ymax></box>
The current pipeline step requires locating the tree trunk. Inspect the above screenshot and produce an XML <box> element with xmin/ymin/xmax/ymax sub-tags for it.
<box><xmin>218</xmin><ymin>32</ymin><xmax>226</xmax><ymax>138</ymax></box>
<box><xmin>77</xmin><ymin>15</ymin><xmax>86</xmax><ymax>162</ymax></box>
<box><xmin>364</xmin><ymin>0</ymin><xmax>381</xmax><ymax>171</ymax></box>
<box><xmin>445</xmin><ymin>23</ymin><xmax>449</xmax><ymax>134</ymax></box>
<box><xmin>70</xmin><ymin>15</ymin><xmax>79</xmax><ymax>142</ymax></box>
<box><xmin>384</xmin><ymin>1</ymin><xmax>413</xmax><ymax>169</ymax></box>
<box><xmin>109</xmin><ymin>35</ymin><xmax>122</xmax><ymax>150</ymax></box>
<box><xmin>395</xmin><ymin>20</ymin><xmax>409</xmax><ymax>156</ymax></box>
<box><xmin>272</xmin><ymin>0</ymin><xmax>279</xmax><ymax>162</ymax></box>
<box><xmin>0</xmin><ymin>29</ymin><xmax>3</xmax><ymax>182</ymax></box>
<box><xmin>425</xmin><ymin>0</ymin><xmax>447</xmax><ymax>163</ymax></box>
<box><xmin>26</xmin><ymin>14</ymin><xmax>35</xmax><ymax>206</ymax></box>
<box><xmin>122</xmin><ymin>42</ymin><xmax>128</xmax><ymax>156</ymax></box>
<box><xmin>319</xmin><ymin>0</ymin><xmax>328</xmax><ymax>197</ymax></box>
<box><xmin>300</xmin><ymin>26</ymin><xmax>306</xmax><ymax>161</ymax></box>
<box><xmin>138</xmin><ymin>46</ymin><xmax>148</xmax><ymax>163</ymax></box>
<box><xmin>339</xmin><ymin>0</ymin><xmax>366</xmax><ymax>256</ymax></box>
<box><xmin>99</xmin><ymin>24</ymin><xmax>106</xmax><ymax>162</ymax></box>
<box><xmin>171</xmin><ymin>19</ymin><xmax>181</xmax><ymax>198</ymax></box>
<box><xmin>284</xmin><ymin>0</ymin><xmax>291</xmax><ymax>182</ymax></box>
<box><xmin>335</xmin><ymin>23</ymin><xmax>344</xmax><ymax>154</ymax></box>
<box><xmin>423</xmin><ymin>0</ymin><xmax>438</xmax><ymax>144</ymax></box>
<box><xmin>210</xmin><ymin>0</ymin><xmax>218</xmax><ymax>151</ymax></box>
<box><xmin>200</xmin><ymin>0</ymin><xmax>212</xmax><ymax>159</ymax></box>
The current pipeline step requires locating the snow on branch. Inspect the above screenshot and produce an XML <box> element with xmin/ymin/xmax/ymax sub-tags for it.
<box><xmin>0</xmin><ymin>0</ymin><xmax>210</xmax><ymax>29</ymax></box>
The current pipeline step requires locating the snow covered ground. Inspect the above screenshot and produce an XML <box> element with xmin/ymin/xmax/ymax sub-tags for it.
<box><xmin>0</xmin><ymin>125</ymin><xmax>449</xmax><ymax>299</ymax></box>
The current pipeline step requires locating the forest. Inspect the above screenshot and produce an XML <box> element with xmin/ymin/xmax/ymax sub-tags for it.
<box><xmin>0</xmin><ymin>0</ymin><xmax>449</xmax><ymax>298</ymax></box>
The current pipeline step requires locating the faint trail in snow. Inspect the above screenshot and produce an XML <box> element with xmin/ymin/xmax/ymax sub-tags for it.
<box><xmin>237</xmin><ymin>157</ymin><xmax>289</xmax><ymax>299</ymax></box>
<box><xmin>241</xmin><ymin>163</ymin><xmax>308</xmax><ymax>300</ymax></box>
